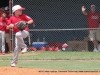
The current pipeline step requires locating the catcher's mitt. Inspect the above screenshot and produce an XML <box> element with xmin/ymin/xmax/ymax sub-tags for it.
<box><xmin>15</xmin><ymin>21</ymin><xmax>28</xmax><ymax>31</ymax></box>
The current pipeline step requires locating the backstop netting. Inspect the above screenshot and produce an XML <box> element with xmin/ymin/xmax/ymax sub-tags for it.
<box><xmin>12</xmin><ymin>0</ymin><xmax>100</xmax><ymax>52</ymax></box>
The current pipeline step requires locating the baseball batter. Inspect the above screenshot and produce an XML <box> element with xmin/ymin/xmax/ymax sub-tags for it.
<box><xmin>6</xmin><ymin>5</ymin><xmax>34</xmax><ymax>67</ymax></box>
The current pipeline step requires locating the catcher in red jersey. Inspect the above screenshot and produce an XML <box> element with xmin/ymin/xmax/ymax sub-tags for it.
<box><xmin>6</xmin><ymin>5</ymin><xmax>34</xmax><ymax>67</ymax></box>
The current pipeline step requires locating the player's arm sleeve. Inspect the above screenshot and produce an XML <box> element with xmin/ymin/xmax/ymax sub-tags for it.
<box><xmin>6</xmin><ymin>17</ymin><xmax>12</xmax><ymax>29</ymax></box>
<box><xmin>24</xmin><ymin>14</ymin><xmax>34</xmax><ymax>24</ymax></box>
<box><xmin>5</xmin><ymin>18</ymin><xmax>8</xmax><ymax>24</ymax></box>
<box><xmin>6</xmin><ymin>17</ymin><xmax>12</xmax><ymax>26</ymax></box>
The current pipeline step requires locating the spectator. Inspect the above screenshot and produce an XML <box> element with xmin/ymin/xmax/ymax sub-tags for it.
<box><xmin>82</xmin><ymin>5</ymin><xmax>100</xmax><ymax>52</ymax></box>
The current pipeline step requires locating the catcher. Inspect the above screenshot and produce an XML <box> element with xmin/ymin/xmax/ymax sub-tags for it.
<box><xmin>6</xmin><ymin>5</ymin><xmax>34</xmax><ymax>67</ymax></box>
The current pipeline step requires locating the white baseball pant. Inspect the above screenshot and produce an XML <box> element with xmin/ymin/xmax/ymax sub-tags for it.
<box><xmin>0</xmin><ymin>31</ymin><xmax>5</xmax><ymax>52</ymax></box>
<box><xmin>11</xmin><ymin>30</ymin><xmax>29</xmax><ymax>64</ymax></box>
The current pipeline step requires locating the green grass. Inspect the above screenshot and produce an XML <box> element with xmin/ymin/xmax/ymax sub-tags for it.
<box><xmin>0</xmin><ymin>51</ymin><xmax>100</xmax><ymax>71</ymax></box>
<box><xmin>18</xmin><ymin>60</ymin><xmax>100</xmax><ymax>71</ymax></box>
<box><xmin>1</xmin><ymin>51</ymin><xmax>100</xmax><ymax>60</ymax></box>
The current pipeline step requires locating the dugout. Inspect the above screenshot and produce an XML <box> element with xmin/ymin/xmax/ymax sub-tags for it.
<box><xmin>0</xmin><ymin>0</ymin><xmax>9</xmax><ymax>8</ymax></box>
<box><xmin>0</xmin><ymin>0</ymin><xmax>12</xmax><ymax>14</ymax></box>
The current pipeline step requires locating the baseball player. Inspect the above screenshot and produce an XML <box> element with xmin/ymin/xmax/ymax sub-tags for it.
<box><xmin>4</xmin><ymin>6</ymin><xmax>10</xmax><ymax>19</ymax></box>
<box><xmin>6</xmin><ymin>5</ymin><xmax>34</xmax><ymax>67</ymax></box>
<box><xmin>4</xmin><ymin>6</ymin><xmax>11</xmax><ymax>53</ymax></box>
<box><xmin>0</xmin><ymin>13</ymin><xmax>8</xmax><ymax>55</ymax></box>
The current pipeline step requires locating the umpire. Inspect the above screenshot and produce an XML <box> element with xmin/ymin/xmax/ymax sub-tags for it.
<box><xmin>6</xmin><ymin>5</ymin><xmax>34</xmax><ymax>67</ymax></box>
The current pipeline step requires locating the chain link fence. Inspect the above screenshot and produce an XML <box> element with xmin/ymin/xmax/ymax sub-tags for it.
<box><xmin>12</xmin><ymin>0</ymin><xmax>100</xmax><ymax>52</ymax></box>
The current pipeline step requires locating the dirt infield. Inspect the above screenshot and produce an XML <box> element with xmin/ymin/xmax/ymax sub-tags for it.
<box><xmin>0</xmin><ymin>67</ymin><xmax>100</xmax><ymax>75</ymax></box>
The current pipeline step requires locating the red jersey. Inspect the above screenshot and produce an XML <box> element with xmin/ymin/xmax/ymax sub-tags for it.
<box><xmin>5</xmin><ymin>12</ymin><xmax>10</xmax><ymax>33</ymax></box>
<box><xmin>0</xmin><ymin>17</ymin><xmax>8</xmax><ymax>31</ymax></box>
<box><xmin>86</xmin><ymin>12</ymin><xmax>100</xmax><ymax>28</ymax></box>
<box><xmin>5</xmin><ymin>12</ymin><xmax>10</xmax><ymax>19</ymax></box>
<box><xmin>7</xmin><ymin>14</ymin><xmax>33</xmax><ymax>33</ymax></box>
<box><xmin>5</xmin><ymin>28</ymin><xmax>10</xmax><ymax>33</ymax></box>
